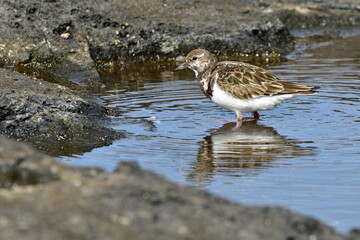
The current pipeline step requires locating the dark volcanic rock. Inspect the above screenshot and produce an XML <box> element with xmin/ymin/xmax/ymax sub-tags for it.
<box><xmin>1</xmin><ymin>0</ymin><xmax>359</xmax><ymax>73</ymax></box>
<box><xmin>0</xmin><ymin>137</ymin><xmax>356</xmax><ymax>240</ymax></box>
<box><xmin>0</xmin><ymin>0</ymin><xmax>294</xmax><ymax>69</ymax></box>
<box><xmin>0</xmin><ymin>136</ymin><xmax>101</xmax><ymax>188</ymax></box>
<box><xmin>0</xmin><ymin>68</ymin><xmax>123</xmax><ymax>155</ymax></box>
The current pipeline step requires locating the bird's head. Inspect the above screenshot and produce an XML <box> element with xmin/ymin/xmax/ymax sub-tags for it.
<box><xmin>174</xmin><ymin>49</ymin><xmax>217</xmax><ymax>77</ymax></box>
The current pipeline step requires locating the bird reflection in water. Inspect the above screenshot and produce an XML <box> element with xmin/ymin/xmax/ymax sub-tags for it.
<box><xmin>188</xmin><ymin>121</ymin><xmax>315</xmax><ymax>183</ymax></box>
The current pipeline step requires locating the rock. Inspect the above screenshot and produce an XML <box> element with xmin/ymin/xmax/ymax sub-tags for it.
<box><xmin>0</xmin><ymin>0</ymin><xmax>359</xmax><ymax>74</ymax></box>
<box><xmin>0</xmin><ymin>137</ymin><xmax>356</xmax><ymax>240</ymax></box>
<box><xmin>0</xmin><ymin>136</ymin><xmax>102</xmax><ymax>188</ymax></box>
<box><xmin>269</xmin><ymin>0</ymin><xmax>360</xmax><ymax>29</ymax></box>
<box><xmin>0</xmin><ymin>68</ymin><xmax>123</xmax><ymax>155</ymax></box>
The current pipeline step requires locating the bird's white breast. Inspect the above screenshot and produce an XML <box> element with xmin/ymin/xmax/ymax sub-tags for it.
<box><xmin>211</xmin><ymin>82</ymin><xmax>294</xmax><ymax>113</ymax></box>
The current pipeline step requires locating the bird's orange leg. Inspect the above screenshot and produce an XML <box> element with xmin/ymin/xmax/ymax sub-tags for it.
<box><xmin>249</xmin><ymin>111</ymin><xmax>260</xmax><ymax>121</ymax></box>
<box><xmin>237</xmin><ymin>116</ymin><xmax>244</xmax><ymax>122</ymax></box>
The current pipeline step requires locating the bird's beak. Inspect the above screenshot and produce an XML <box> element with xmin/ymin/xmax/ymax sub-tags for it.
<box><xmin>173</xmin><ymin>62</ymin><xmax>189</xmax><ymax>72</ymax></box>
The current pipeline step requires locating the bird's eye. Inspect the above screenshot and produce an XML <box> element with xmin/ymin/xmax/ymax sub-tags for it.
<box><xmin>192</xmin><ymin>56</ymin><xmax>198</xmax><ymax>61</ymax></box>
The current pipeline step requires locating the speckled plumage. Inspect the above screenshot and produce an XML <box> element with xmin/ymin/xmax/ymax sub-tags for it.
<box><xmin>174</xmin><ymin>49</ymin><xmax>319</xmax><ymax>121</ymax></box>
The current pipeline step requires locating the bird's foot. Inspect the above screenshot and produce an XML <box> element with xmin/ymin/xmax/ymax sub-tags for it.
<box><xmin>248</xmin><ymin>111</ymin><xmax>260</xmax><ymax>121</ymax></box>
<box><xmin>237</xmin><ymin>112</ymin><xmax>260</xmax><ymax>122</ymax></box>
<box><xmin>237</xmin><ymin>117</ymin><xmax>244</xmax><ymax>122</ymax></box>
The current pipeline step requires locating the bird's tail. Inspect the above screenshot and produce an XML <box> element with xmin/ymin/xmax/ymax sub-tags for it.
<box><xmin>279</xmin><ymin>81</ymin><xmax>320</xmax><ymax>95</ymax></box>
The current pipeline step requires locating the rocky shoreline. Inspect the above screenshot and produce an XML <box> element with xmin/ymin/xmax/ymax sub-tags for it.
<box><xmin>1</xmin><ymin>0</ymin><xmax>359</xmax><ymax>153</ymax></box>
<box><xmin>1</xmin><ymin>137</ymin><xmax>359</xmax><ymax>240</ymax></box>
<box><xmin>1</xmin><ymin>0</ymin><xmax>360</xmax><ymax>238</ymax></box>
<box><xmin>0</xmin><ymin>68</ymin><xmax>123</xmax><ymax>155</ymax></box>
<box><xmin>1</xmin><ymin>0</ymin><xmax>359</xmax><ymax>70</ymax></box>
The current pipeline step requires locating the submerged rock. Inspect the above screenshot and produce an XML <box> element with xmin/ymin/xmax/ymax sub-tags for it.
<box><xmin>0</xmin><ymin>137</ymin><xmax>357</xmax><ymax>240</ymax></box>
<box><xmin>0</xmin><ymin>68</ymin><xmax>123</xmax><ymax>155</ymax></box>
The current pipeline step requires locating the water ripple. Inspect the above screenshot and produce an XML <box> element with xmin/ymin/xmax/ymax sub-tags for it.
<box><xmin>59</xmin><ymin>36</ymin><xmax>360</xmax><ymax>232</ymax></box>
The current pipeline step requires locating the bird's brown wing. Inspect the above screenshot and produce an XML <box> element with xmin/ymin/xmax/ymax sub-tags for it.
<box><xmin>214</xmin><ymin>62</ymin><xmax>317</xmax><ymax>100</ymax></box>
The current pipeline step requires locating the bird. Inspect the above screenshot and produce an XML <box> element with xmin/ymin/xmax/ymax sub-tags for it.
<box><xmin>173</xmin><ymin>49</ymin><xmax>319</xmax><ymax>121</ymax></box>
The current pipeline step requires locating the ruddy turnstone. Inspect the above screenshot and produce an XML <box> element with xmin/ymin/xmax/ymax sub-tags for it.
<box><xmin>174</xmin><ymin>49</ymin><xmax>319</xmax><ymax>121</ymax></box>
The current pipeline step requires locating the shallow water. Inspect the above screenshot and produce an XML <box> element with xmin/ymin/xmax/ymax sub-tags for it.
<box><xmin>60</xmin><ymin>36</ymin><xmax>360</xmax><ymax>232</ymax></box>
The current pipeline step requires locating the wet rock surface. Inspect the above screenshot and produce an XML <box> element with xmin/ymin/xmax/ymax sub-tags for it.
<box><xmin>0</xmin><ymin>137</ymin><xmax>359</xmax><ymax>240</ymax></box>
<box><xmin>0</xmin><ymin>68</ymin><xmax>123</xmax><ymax>155</ymax></box>
<box><xmin>0</xmin><ymin>0</ymin><xmax>359</xmax><ymax>72</ymax></box>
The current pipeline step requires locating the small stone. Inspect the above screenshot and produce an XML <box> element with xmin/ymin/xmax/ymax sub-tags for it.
<box><xmin>309</xmin><ymin>235</ymin><xmax>317</xmax><ymax>240</ymax></box>
<box><xmin>60</xmin><ymin>32</ymin><xmax>70</xmax><ymax>39</ymax></box>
